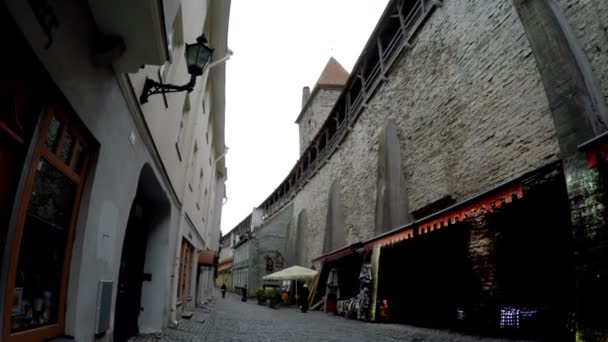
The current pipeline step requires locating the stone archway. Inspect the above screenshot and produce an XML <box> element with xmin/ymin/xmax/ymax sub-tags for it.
<box><xmin>114</xmin><ymin>164</ymin><xmax>171</xmax><ymax>341</ymax></box>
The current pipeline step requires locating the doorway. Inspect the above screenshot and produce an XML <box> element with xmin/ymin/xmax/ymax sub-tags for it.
<box><xmin>114</xmin><ymin>200</ymin><xmax>148</xmax><ymax>341</ymax></box>
<box><xmin>113</xmin><ymin>164</ymin><xmax>171</xmax><ymax>342</ymax></box>
<box><xmin>492</xmin><ymin>173</ymin><xmax>575</xmax><ymax>339</ymax></box>
<box><xmin>378</xmin><ymin>221</ymin><xmax>475</xmax><ymax>328</ymax></box>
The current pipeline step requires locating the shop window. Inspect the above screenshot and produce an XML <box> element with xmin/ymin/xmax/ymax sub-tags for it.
<box><xmin>5</xmin><ymin>106</ymin><xmax>92</xmax><ymax>341</ymax></box>
<box><xmin>177</xmin><ymin>239</ymin><xmax>195</xmax><ymax>303</ymax></box>
<box><xmin>44</xmin><ymin>117</ymin><xmax>61</xmax><ymax>150</ymax></box>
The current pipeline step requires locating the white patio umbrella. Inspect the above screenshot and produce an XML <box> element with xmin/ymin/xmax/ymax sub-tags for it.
<box><xmin>263</xmin><ymin>266</ymin><xmax>317</xmax><ymax>281</ymax></box>
<box><xmin>263</xmin><ymin>266</ymin><xmax>318</xmax><ymax>302</ymax></box>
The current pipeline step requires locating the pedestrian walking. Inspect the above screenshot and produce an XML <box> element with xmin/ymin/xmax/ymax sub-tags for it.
<box><xmin>241</xmin><ymin>285</ymin><xmax>248</xmax><ymax>302</ymax></box>
<box><xmin>221</xmin><ymin>283</ymin><xmax>227</xmax><ymax>299</ymax></box>
<box><xmin>300</xmin><ymin>284</ymin><xmax>310</xmax><ymax>313</ymax></box>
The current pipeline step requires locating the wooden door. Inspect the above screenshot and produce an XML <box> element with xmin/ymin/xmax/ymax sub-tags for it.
<box><xmin>177</xmin><ymin>239</ymin><xmax>195</xmax><ymax>304</ymax></box>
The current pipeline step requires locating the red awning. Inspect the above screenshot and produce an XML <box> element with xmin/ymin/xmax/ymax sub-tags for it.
<box><xmin>218</xmin><ymin>258</ymin><xmax>233</xmax><ymax>271</ymax></box>
<box><xmin>362</xmin><ymin>183</ymin><xmax>524</xmax><ymax>250</ymax></box>
<box><xmin>578</xmin><ymin>130</ymin><xmax>608</xmax><ymax>168</ymax></box>
<box><xmin>585</xmin><ymin>143</ymin><xmax>608</xmax><ymax>168</ymax></box>
<box><xmin>311</xmin><ymin>243</ymin><xmax>362</xmax><ymax>265</ymax></box>
<box><xmin>198</xmin><ymin>250</ymin><xmax>215</xmax><ymax>266</ymax></box>
<box><xmin>367</xmin><ymin>228</ymin><xmax>415</xmax><ymax>250</ymax></box>
<box><xmin>417</xmin><ymin>184</ymin><xmax>523</xmax><ymax>235</ymax></box>
<box><xmin>310</xmin><ymin>176</ymin><xmax>527</xmax><ymax>263</ymax></box>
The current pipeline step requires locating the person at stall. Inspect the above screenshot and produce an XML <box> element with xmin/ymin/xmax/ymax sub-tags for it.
<box><xmin>300</xmin><ymin>284</ymin><xmax>310</xmax><ymax>313</ymax></box>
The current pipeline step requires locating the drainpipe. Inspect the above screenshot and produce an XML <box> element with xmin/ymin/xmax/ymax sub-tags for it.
<box><xmin>216</xmin><ymin>147</ymin><xmax>229</xmax><ymax>206</ymax></box>
<box><xmin>201</xmin><ymin>49</ymin><xmax>233</xmax><ymax>97</ymax></box>
<box><xmin>215</xmin><ymin>146</ymin><xmax>229</xmax><ymax>164</ymax></box>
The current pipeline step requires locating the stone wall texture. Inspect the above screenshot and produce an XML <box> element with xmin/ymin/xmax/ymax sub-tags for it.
<box><xmin>556</xmin><ymin>0</ymin><xmax>608</xmax><ymax>109</ymax></box>
<box><xmin>250</xmin><ymin>203</ymin><xmax>292</xmax><ymax>291</ymax></box>
<box><xmin>291</xmin><ymin>0</ymin><xmax>564</xmax><ymax>265</ymax></box>
<box><xmin>298</xmin><ymin>88</ymin><xmax>343</xmax><ymax>155</ymax></box>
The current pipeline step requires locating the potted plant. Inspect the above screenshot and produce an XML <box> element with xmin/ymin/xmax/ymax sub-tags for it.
<box><xmin>264</xmin><ymin>288</ymin><xmax>279</xmax><ymax>308</ymax></box>
<box><xmin>256</xmin><ymin>288</ymin><xmax>265</xmax><ymax>305</ymax></box>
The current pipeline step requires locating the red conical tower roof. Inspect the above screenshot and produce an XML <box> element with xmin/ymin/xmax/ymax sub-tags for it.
<box><xmin>315</xmin><ymin>57</ymin><xmax>349</xmax><ymax>87</ymax></box>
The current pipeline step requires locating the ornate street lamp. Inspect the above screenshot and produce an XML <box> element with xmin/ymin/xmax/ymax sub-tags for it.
<box><xmin>140</xmin><ymin>34</ymin><xmax>214</xmax><ymax>104</ymax></box>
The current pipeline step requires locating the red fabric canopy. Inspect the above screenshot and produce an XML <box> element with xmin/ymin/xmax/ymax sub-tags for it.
<box><xmin>311</xmin><ymin>183</ymin><xmax>525</xmax><ymax>262</ymax></box>
<box><xmin>198</xmin><ymin>250</ymin><xmax>215</xmax><ymax>266</ymax></box>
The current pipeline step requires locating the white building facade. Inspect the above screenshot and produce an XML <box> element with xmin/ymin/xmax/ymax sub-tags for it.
<box><xmin>0</xmin><ymin>1</ymin><xmax>230</xmax><ymax>341</ymax></box>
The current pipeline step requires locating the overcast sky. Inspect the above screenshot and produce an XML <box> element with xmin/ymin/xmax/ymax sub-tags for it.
<box><xmin>221</xmin><ymin>0</ymin><xmax>390</xmax><ymax>234</ymax></box>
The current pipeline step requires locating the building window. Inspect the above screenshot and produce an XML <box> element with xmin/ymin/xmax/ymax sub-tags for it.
<box><xmin>5</xmin><ymin>106</ymin><xmax>93</xmax><ymax>338</ymax></box>
<box><xmin>177</xmin><ymin>238</ymin><xmax>195</xmax><ymax>303</ymax></box>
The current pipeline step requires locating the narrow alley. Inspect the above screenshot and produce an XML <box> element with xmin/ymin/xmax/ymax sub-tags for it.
<box><xmin>2</xmin><ymin>0</ymin><xmax>608</xmax><ymax>341</ymax></box>
<box><xmin>132</xmin><ymin>292</ymin><xmax>533</xmax><ymax>342</ymax></box>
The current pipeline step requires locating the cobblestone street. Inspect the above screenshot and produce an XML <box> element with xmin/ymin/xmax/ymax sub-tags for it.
<box><xmin>131</xmin><ymin>291</ymin><xmax>533</xmax><ymax>341</ymax></box>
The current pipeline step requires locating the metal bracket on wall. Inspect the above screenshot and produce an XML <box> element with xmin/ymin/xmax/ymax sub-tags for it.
<box><xmin>157</xmin><ymin>69</ymin><xmax>169</xmax><ymax>108</ymax></box>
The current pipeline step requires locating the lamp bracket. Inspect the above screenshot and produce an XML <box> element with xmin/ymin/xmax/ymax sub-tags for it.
<box><xmin>140</xmin><ymin>75</ymin><xmax>197</xmax><ymax>104</ymax></box>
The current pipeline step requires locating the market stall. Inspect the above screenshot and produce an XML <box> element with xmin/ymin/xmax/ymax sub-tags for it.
<box><xmin>263</xmin><ymin>266</ymin><xmax>318</xmax><ymax>305</ymax></box>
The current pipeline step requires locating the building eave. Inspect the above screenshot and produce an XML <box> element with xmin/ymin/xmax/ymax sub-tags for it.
<box><xmin>88</xmin><ymin>0</ymin><xmax>171</xmax><ymax>72</ymax></box>
<box><xmin>208</xmin><ymin>0</ymin><xmax>232</xmax><ymax>172</ymax></box>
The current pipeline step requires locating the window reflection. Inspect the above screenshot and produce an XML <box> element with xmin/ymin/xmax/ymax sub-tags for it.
<box><xmin>44</xmin><ymin>116</ymin><xmax>61</xmax><ymax>152</ymax></box>
<box><xmin>11</xmin><ymin>159</ymin><xmax>76</xmax><ymax>332</ymax></box>
<box><xmin>58</xmin><ymin>130</ymin><xmax>74</xmax><ymax>163</ymax></box>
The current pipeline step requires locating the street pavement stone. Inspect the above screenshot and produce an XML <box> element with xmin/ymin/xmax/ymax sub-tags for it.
<box><xmin>205</xmin><ymin>292</ymin><xmax>533</xmax><ymax>342</ymax></box>
<box><xmin>131</xmin><ymin>292</ymin><xmax>534</xmax><ymax>341</ymax></box>
<box><xmin>128</xmin><ymin>303</ymin><xmax>214</xmax><ymax>342</ymax></box>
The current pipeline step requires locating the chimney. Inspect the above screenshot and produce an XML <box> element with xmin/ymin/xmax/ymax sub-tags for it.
<box><xmin>302</xmin><ymin>86</ymin><xmax>311</xmax><ymax>108</ymax></box>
